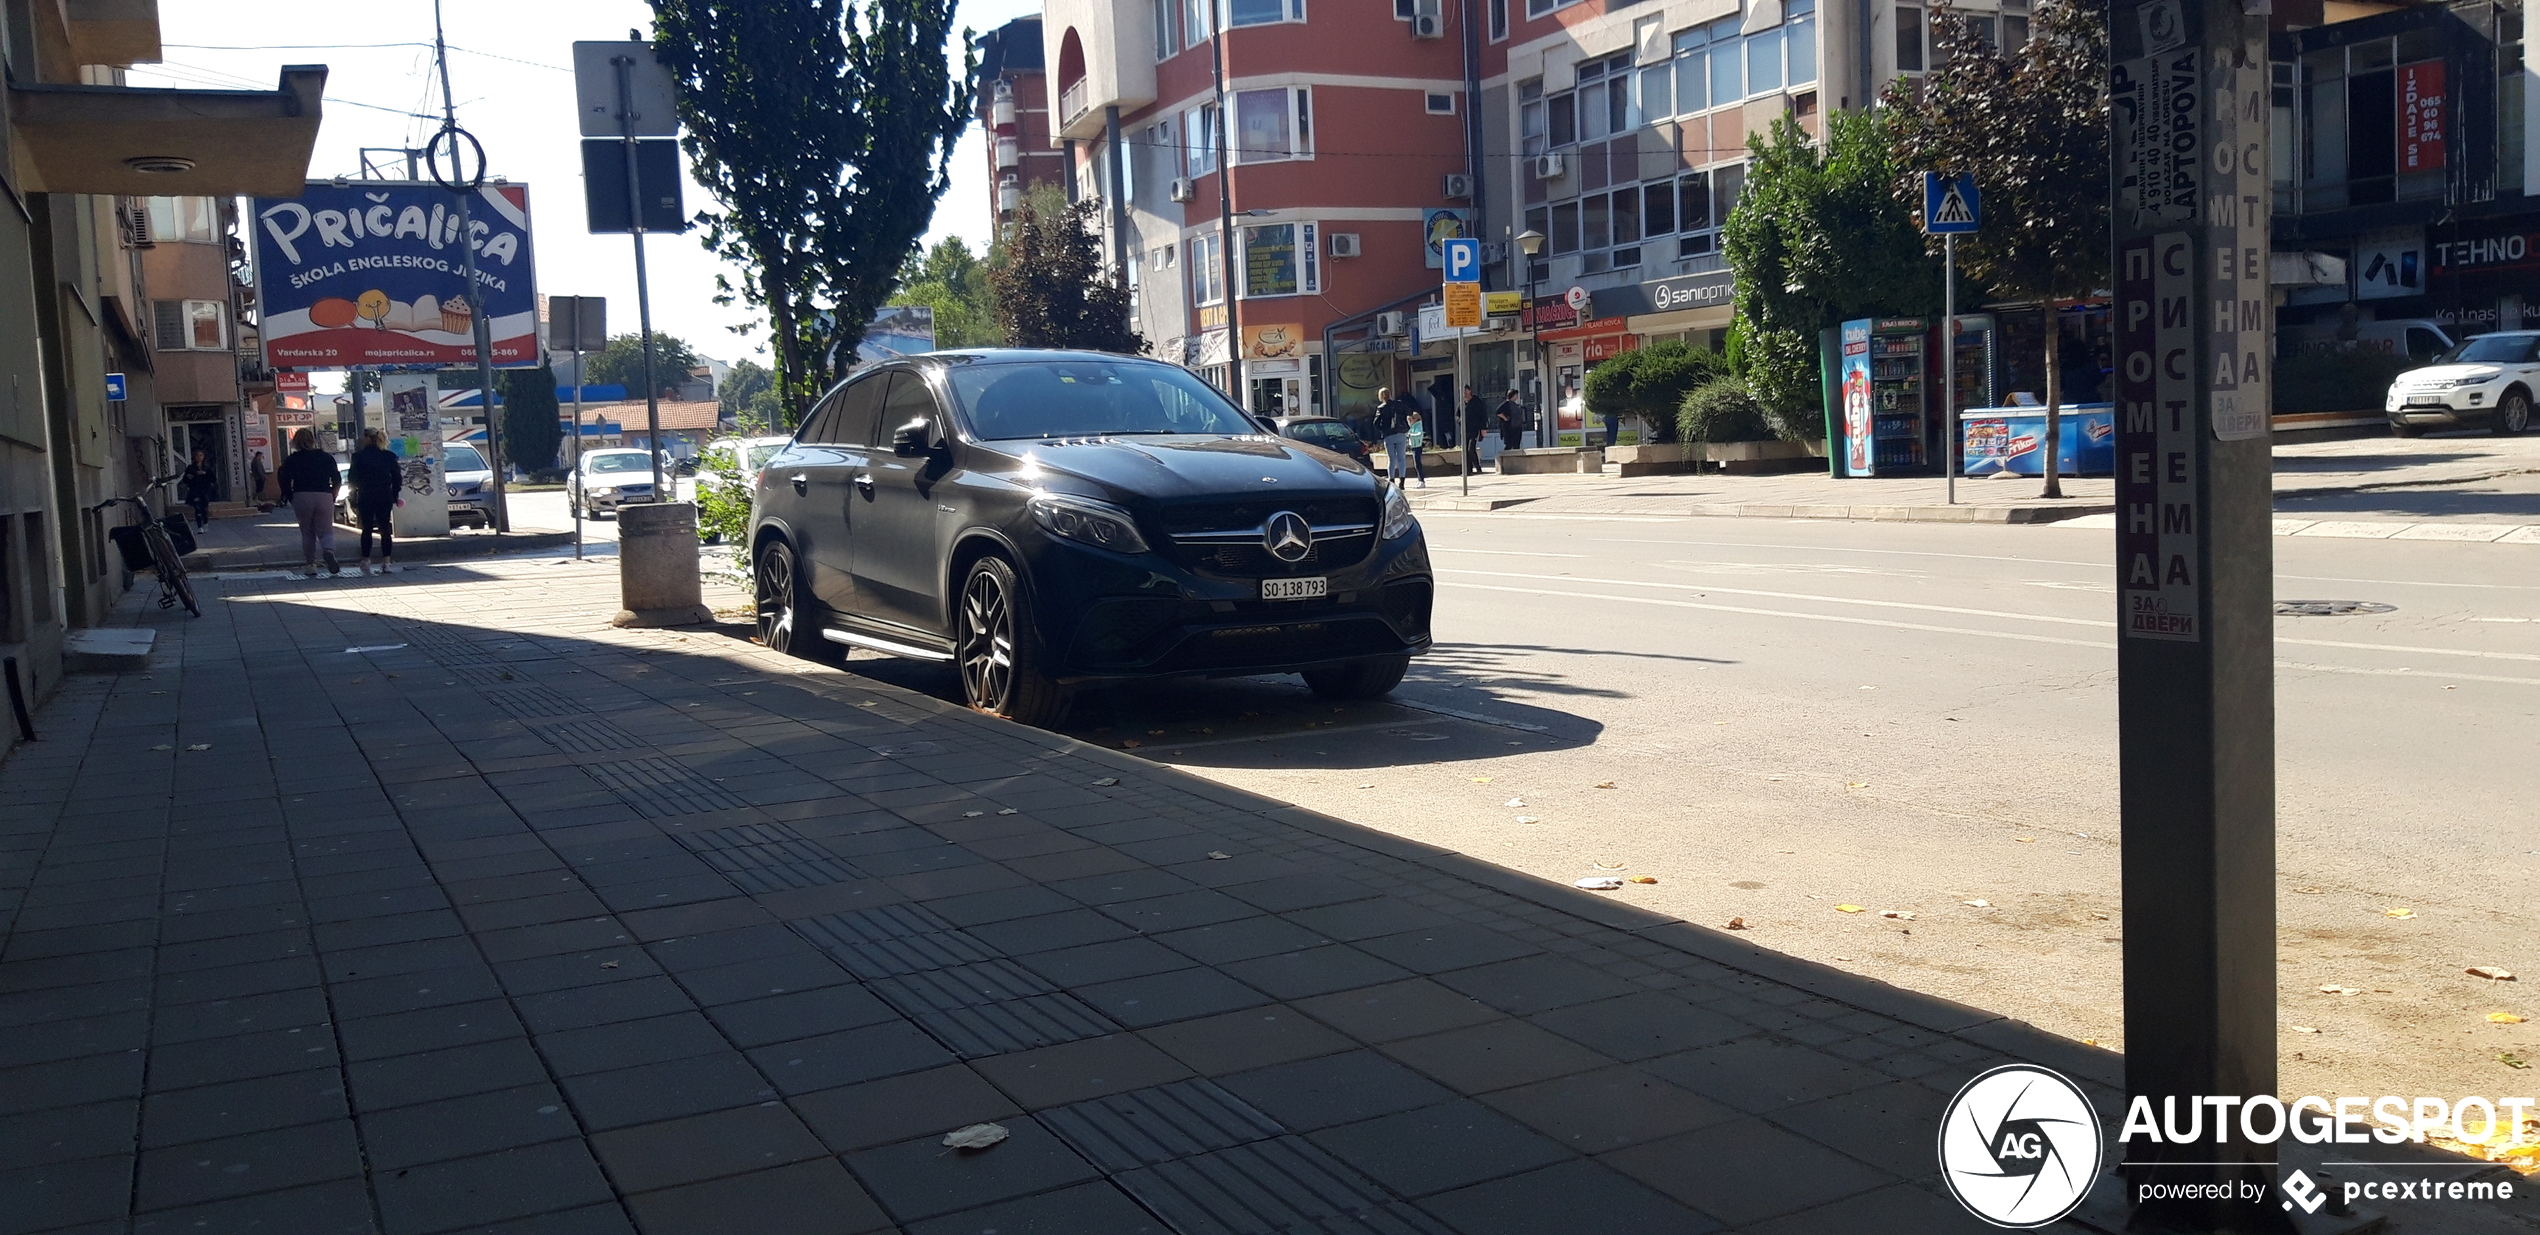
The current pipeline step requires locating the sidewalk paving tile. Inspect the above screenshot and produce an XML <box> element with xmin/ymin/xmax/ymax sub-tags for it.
<box><xmin>0</xmin><ymin>559</ymin><xmax>2138</xmax><ymax>1233</ymax></box>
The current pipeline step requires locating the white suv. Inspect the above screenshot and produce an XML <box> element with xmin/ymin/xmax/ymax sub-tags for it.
<box><xmin>2385</xmin><ymin>331</ymin><xmax>2540</xmax><ymax>437</ymax></box>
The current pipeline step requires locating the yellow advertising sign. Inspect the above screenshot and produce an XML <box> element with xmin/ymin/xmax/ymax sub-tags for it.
<box><xmin>1243</xmin><ymin>323</ymin><xmax>1305</xmax><ymax>360</ymax></box>
<box><xmin>1443</xmin><ymin>282</ymin><xmax>1482</xmax><ymax>329</ymax></box>
<box><xmin>1484</xmin><ymin>290</ymin><xmax>1521</xmax><ymax>317</ymax></box>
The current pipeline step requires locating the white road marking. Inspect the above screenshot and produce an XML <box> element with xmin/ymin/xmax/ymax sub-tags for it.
<box><xmin>1581</xmin><ymin>535</ymin><xmax>2108</xmax><ymax>571</ymax></box>
<box><xmin>1438</xmin><ymin>581</ymin><xmax>2114</xmax><ymax>649</ymax></box>
<box><xmin>2274</xmin><ymin>636</ymin><xmax>2540</xmax><ymax>665</ymax></box>
<box><xmin>1425</xmin><ymin>547</ymin><xmax>1588</xmax><ymax>558</ymax></box>
<box><xmin>1438</xmin><ymin>568</ymin><xmax>2105</xmax><ymax>627</ymax></box>
<box><xmin>2276</xmin><ymin>661</ymin><xmax>2540</xmax><ymax>688</ymax></box>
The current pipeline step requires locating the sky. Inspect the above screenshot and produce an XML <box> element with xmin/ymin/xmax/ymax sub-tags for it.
<box><xmin>143</xmin><ymin>0</ymin><xmax>1041</xmax><ymax>393</ymax></box>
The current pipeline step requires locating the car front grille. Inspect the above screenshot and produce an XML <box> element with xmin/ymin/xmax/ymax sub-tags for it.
<box><xmin>1161</xmin><ymin>496</ymin><xmax>1380</xmax><ymax>578</ymax></box>
<box><xmin>1158</xmin><ymin>497</ymin><xmax>1378</xmax><ymax>536</ymax></box>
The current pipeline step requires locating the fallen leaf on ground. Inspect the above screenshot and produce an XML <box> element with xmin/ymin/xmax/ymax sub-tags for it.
<box><xmin>1207</xmin><ymin>851</ymin><xmax>1231</xmax><ymax>860</ymax></box>
<box><xmin>1835</xmin><ymin>904</ymin><xmax>1865</xmax><ymax>914</ymax></box>
<box><xmin>186</xmin><ymin>744</ymin><xmax>210</xmax><ymax>751</ymax></box>
<box><xmin>1594</xmin><ymin>781</ymin><xmax>1616</xmax><ymax>789</ymax></box>
<box><xmin>600</xmin><ymin>960</ymin><xmax>619</xmax><ymax>969</ymax></box>
<box><xmin>2292</xmin><ymin>886</ymin><xmax>2321</xmax><ymax>894</ymax></box>
<box><xmin>997</xmin><ymin>809</ymin><xmax>1018</xmax><ymax>816</ymax></box>
<box><xmin>1880</xmin><ymin>910</ymin><xmax>1915</xmax><ymax>920</ymax></box>
<box><xmin>1356</xmin><ymin>784</ymin><xmax>1375</xmax><ymax>790</ymax></box>
<box><xmin>1514</xmin><ymin>816</ymin><xmax>1539</xmax><ymax>824</ymax></box>
<box><xmin>962</xmin><ymin>811</ymin><xmax>984</xmax><ymax>818</ymax></box>
<box><xmin>1593</xmin><ymin>862</ymin><xmax>1626</xmax><ymax>870</ymax></box>
<box><xmin>1963</xmin><ymin>899</ymin><xmax>1990</xmax><ymax>907</ymax></box>
<box><xmin>942</xmin><ymin>1123</ymin><xmax>1009</xmax><ymax>1150</ymax></box>
<box><xmin>1725</xmin><ymin>917</ymin><xmax>1749</xmax><ymax>930</ymax></box>
<box><xmin>1471</xmin><ymin>777</ymin><xmax>1492</xmax><ymax>783</ymax></box>
<box><xmin>2471</xmin><ymin>967</ymin><xmax>2518</xmax><ymax>981</ymax></box>
<box><xmin>2090</xmin><ymin>912</ymin><xmax>2110</xmax><ymax>921</ymax></box>
<box><xmin>2386</xmin><ymin>908</ymin><xmax>2416</xmax><ymax>919</ymax></box>
<box><xmin>1120</xmin><ymin>739</ymin><xmax>1141</xmax><ymax>749</ymax></box>
<box><xmin>1833</xmin><ymin>955</ymin><xmax>1853</xmax><ymax>962</ymax></box>
<box><xmin>1846</xmin><ymin>782</ymin><xmax>1868</xmax><ymax>789</ymax></box>
<box><xmin>2291</xmin><ymin>1026</ymin><xmax>2320</xmax><ymax>1034</ymax></box>
<box><xmin>1147</xmin><ymin>729</ymin><xmax>1165</xmax><ymax>736</ymax></box>
<box><xmin>1627</xmin><ymin>876</ymin><xmax>1658</xmax><ymax>885</ymax></box>
<box><xmin>1503</xmin><ymin>798</ymin><xmax>1525</xmax><ymax>808</ymax></box>
<box><xmin>2015</xmin><ymin>837</ymin><xmax>2036</xmax><ymax>843</ymax></box>
<box><xmin>1091</xmin><ymin>777</ymin><xmax>1118</xmax><ymax>787</ymax></box>
<box><xmin>150</xmin><ymin>744</ymin><xmax>171</xmax><ymax>751</ymax></box>
<box><xmin>2319</xmin><ymin>986</ymin><xmax>2361</xmax><ymax>996</ymax></box>
<box><xmin>2504</xmin><ymin>1053</ymin><xmax>2531</xmax><ymax>1070</ymax></box>
<box><xmin>2491</xmin><ymin>1013</ymin><xmax>2527</xmax><ymax>1024</ymax></box>
<box><xmin>1574</xmin><ymin>877</ymin><xmax>1625</xmax><ymax>891</ymax></box>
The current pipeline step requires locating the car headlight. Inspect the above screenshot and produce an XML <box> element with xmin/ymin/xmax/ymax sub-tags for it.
<box><xmin>1030</xmin><ymin>493</ymin><xmax>1150</xmax><ymax>554</ymax></box>
<box><xmin>1381</xmin><ymin>481</ymin><xmax>1417</xmax><ymax>539</ymax></box>
<box><xmin>590</xmin><ymin>485</ymin><xmax>616</xmax><ymax>497</ymax></box>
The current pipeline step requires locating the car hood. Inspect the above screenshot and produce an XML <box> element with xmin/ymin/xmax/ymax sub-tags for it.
<box><xmin>987</xmin><ymin>434</ymin><xmax>1374</xmax><ymax>501</ymax></box>
<box><xmin>445</xmin><ymin>470</ymin><xmax>491</xmax><ymax>484</ymax></box>
<box><xmin>2395</xmin><ymin>364</ymin><xmax>2506</xmax><ymax>386</ymax></box>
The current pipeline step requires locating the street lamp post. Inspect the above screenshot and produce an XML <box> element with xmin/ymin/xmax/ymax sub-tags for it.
<box><xmin>1515</xmin><ymin>229</ymin><xmax>1545</xmax><ymax>454</ymax></box>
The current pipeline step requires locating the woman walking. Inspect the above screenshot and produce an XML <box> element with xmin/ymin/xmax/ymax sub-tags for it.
<box><xmin>276</xmin><ymin>428</ymin><xmax>341</xmax><ymax>578</ymax></box>
<box><xmin>347</xmin><ymin>429</ymin><xmax>403</xmax><ymax>576</ymax></box>
<box><xmin>179</xmin><ymin>450</ymin><xmax>217</xmax><ymax>529</ymax></box>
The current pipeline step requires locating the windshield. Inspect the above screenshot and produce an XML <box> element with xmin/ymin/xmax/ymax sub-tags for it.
<box><xmin>442</xmin><ymin>445</ymin><xmax>487</xmax><ymax>473</ymax></box>
<box><xmin>586</xmin><ymin>453</ymin><xmax>654</xmax><ymax>474</ymax></box>
<box><xmin>746</xmin><ymin>444</ymin><xmax>782</xmax><ymax>471</ymax></box>
<box><xmin>947</xmin><ymin>361</ymin><xmax>1260</xmax><ymax>440</ymax></box>
<box><xmin>2437</xmin><ymin>334</ymin><xmax>2538</xmax><ymax>364</ymax></box>
<box><xmin>1287</xmin><ymin>422</ymin><xmax>1357</xmax><ymax>449</ymax></box>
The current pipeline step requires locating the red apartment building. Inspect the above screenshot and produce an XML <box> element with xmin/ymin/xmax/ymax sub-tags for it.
<box><xmin>979</xmin><ymin>18</ymin><xmax>1069</xmax><ymax>221</ymax></box>
<box><xmin>1039</xmin><ymin>0</ymin><xmax>1945</xmax><ymax>421</ymax></box>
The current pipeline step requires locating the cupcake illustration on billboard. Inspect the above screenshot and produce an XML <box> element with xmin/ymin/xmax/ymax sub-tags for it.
<box><xmin>250</xmin><ymin>182</ymin><xmax>539</xmax><ymax>368</ymax></box>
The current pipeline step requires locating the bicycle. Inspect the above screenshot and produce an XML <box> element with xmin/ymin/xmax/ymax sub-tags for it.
<box><xmin>95</xmin><ymin>474</ymin><xmax>199</xmax><ymax>618</ymax></box>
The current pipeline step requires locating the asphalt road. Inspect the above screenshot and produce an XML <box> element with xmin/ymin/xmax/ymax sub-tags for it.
<box><xmin>504</xmin><ymin>483</ymin><xmax>698</xmax><ymax>545</ymax></box>
<box><xmin>833</xmin><ymin>509</ymin><xmax>2540</xmax><ymax>1108</ymax></box>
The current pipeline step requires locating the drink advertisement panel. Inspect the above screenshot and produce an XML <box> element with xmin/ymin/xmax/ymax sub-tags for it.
<box><xmin>1839</xmin><ymin>319</ymin><xmax>1874</xmax><ymax>477</ymax></box>
<box><xmin>253</xmin><ymin>182</ymin><xmax>539</xmax><ymax>369</ymax></box>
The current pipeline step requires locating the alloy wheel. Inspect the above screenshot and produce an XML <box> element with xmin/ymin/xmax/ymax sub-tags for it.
<box><xmin>2505</xmin><ymin>394</ymin><xmax>2533</xmax><ymax>435</ymax></box>
<box><xmin>757</xmin><ymin>541</ymin><xmax>798</xmax><ymax>654</ymax></box>
<box><xmin>958</xmin><ymin>568</ymin><xmax>1015</xmax><ymax>711</ymax></box>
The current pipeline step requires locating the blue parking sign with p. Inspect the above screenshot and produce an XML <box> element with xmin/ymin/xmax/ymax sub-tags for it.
<box><xmin>1441</xmin><ymin>237</ymin><xmax>1481</xmax><ymax>284</ymax></box>
<box><xmin>1922</xmin><ymin>172</ymin><xmax>1980</xmax><ymax>235</ymax></box>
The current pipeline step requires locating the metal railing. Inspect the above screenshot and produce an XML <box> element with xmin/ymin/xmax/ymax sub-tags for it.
<box><xmin>1060</xmin><ymin>77</ymin><xmax>1091</xmax><ymax>128</ymax></box>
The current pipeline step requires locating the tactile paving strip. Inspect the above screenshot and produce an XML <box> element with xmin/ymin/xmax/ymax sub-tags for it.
<box><xmin>581</xmin><ymin>756</ymin><xmax>755</xmax><ymax>817</ymax></box>
<box><xmin>867</xmin><ymin>958</ymin><xmax>1116</xmax><ymax>1057</ymax></box>
<box><xmin>1040</xmin><ymin>1079</ymin><xmax>1285</xmax><ymax>1172</ymax></box>
<box><xmin>793</xmin><ymin>905</ymin><xmax>1000</xmax><ymax>979</ymax></box>
<box><xmin>693</xmin><ymin>841</ymin><xmax>865</xmax><ymax>893</ymax></box>
<box><xmin>1113</xmin><ymin>1136</ymin><xmax>1423</xmax><ymax>1235</ymax></box>
<box><xmin>486</xmin><ymin>688</ymin><xmax>585</xmax><ymax>721</ymax></box>
<box><xmin>676</xmin><ymin>822</ymin><xmax>811</xmax><ymax>851</ymax></box>
<box><xmin>529</xmin><ymin>719</ymin><xmax>649</xmax><ymax>753</ymax></box>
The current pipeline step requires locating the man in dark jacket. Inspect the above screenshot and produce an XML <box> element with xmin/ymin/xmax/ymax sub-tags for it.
<box><xmin>277</xmin><ymin>428</ymin><xmax>342</xmax><ymax>577</ymax></box>
<box><xmin>179</xmin><ymin>450</ymin><xmax>217</xmax><ymax>529</ymax></box>
<box><xmin>1461</xmin><ymin>387</ymin><xmax>1490</xmax><ymax>473</ymax></box>
<box><xmin>1495</xmin><ymin>389</ymin><xmax>1526</xmax><ymax>455</ymax></box>
<box><xmin>347</xmin><ymin>429</ymin><xmax>404</xmax><ymax>576</ymax></box>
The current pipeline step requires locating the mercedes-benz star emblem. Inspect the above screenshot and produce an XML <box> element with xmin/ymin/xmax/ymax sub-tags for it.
<box><xmin>1263</xmin><ymin>511</ymin><xmax>1313</xmax><ymax>563</ymax></box>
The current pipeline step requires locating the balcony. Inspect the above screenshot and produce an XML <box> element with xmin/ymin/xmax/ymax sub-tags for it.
<box><xmin>9</xmin><ymin>67</ymin><xmax>326</xmax><ymax>195</ymax></box>
<box><xmin>1061</xmin><ymin>77</ymin><xmax>1091</xmax><ymax>130</ymax></box>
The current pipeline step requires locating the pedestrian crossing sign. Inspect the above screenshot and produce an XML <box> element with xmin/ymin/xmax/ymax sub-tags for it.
<box><xmin>1923</xmin><ymin>172</ymin><xmax>1980</xmax><ymax>235</ymax></box>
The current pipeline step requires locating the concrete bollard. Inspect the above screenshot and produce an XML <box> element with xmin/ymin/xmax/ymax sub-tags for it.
<box><xmin>610</xmin><ymin>502</ymin><xmax>715</xmax><ymax>628</ymax></box>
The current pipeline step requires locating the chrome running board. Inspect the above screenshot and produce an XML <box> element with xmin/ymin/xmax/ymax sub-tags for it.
<box><xmin>820</xmin><ymin>627</ymin><xmax>955</xmax><ymax>662</ymax></box>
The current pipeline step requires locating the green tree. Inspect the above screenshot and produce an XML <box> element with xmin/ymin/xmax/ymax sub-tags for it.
<box><xmin>1722</xmin><ymin>109</ymin><xmax>1941</xmax><ymax>439</ymax></box>
<box><xmin>651</xmin><ymin>0</ymin><xmax>976</xmax><ymax>425</ymax></box>
<box><xmin>717</xmin><ymin>359</ymin><xmax>782</xmax><ymax>431</ymax></box>
<box><xmin>498</xmin><ymin>361</ymin><xmax>563</xmax><ymax>472</ymax></box>
<box><xmin>892</xmin><ymin>237</ymin><xmax>1002</xmax><ymax>348</ymax></box>
<box><xmin>1887</xmin><ymin>0</ymin><xmax>2109</xmax><ymax>497</ymax></box>
<box><xmin>987</xmin><ymin>193</ymin><xmax>1143</xmax><ymax>354</ymax></box>
<box><xmin>585</xmin><ymin>332</ymin><xmax>702</xmax><ymax>396</ymax></box>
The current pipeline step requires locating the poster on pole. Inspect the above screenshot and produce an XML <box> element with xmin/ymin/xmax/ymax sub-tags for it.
<box><xmin>252</xmin><ymin>182</ymin><xmax>541</xmax><ymax>370</ymax></box>
<box><xmin>856</xmin><ymin>306</ymin><xmax>937</xmax><ymax>365</ymax></box>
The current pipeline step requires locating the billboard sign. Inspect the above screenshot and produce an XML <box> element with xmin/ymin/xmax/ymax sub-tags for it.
<box><xmin>253</xmin><ymin>182</ymin><xmax>540</xmax><ymax>370</ymax></box>
<box><xmin>856</xmin><ymin>305</ymin><xmax>937</xmax><ymax>365</ymax></box>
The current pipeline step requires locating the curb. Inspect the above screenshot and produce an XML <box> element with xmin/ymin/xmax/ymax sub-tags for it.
<box><xmin>185</xmin><ymin>529</ymin><xmax>580</xmax><ymax>572</ymax></box>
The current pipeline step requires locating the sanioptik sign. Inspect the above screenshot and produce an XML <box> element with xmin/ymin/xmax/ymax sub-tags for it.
<box><xmin>252</xmin><ymin>182</ymin><xmax>540</xmax><ymax>370</ymax></box>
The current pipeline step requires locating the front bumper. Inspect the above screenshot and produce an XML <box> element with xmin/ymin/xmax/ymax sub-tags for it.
<box><xmin>2386</xmin><ymin>389</ymin><xmax>2493</xmax><ymax>426</ymax></box>
<box><xmin>1025</xmin><ymin>530</ymin><xmax>1433</xmax><ymax>684</ymax></box>
<box><xmin>584</xmin><ymin>484</ymin><xmax>655</xmax><ymax>510</ymax></box>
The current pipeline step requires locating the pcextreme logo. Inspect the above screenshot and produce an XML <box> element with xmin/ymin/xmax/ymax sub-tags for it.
<box><xmin>1938</xmin><ymin>1064</ymin><xmax>2105</xmax><ymax>1228</ymax></box>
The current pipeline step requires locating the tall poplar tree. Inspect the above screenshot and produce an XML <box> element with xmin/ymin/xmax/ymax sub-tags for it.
<box><xmin>650</xmin><ymin>1</ymin><xmax>976</xmax><ymax>424</ymax></box>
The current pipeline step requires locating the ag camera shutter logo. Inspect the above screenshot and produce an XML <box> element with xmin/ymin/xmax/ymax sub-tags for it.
<box><xmin>1938</xmin><ymin>1064</ymin><xmax>2104</xmax><ymax>1227</ymax></box>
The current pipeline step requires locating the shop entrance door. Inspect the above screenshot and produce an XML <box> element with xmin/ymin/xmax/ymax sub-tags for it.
<box><xmin>1248</xmin><ymin>376</ymin><xmax>1300</xmax><ymax>416</ymax></box>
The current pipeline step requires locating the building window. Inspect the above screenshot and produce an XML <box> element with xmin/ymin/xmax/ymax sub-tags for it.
<box><xmin>1230</xmin><ymin>0</ymin><xmax>1304</xmax><ymax>25</ymax></box>
<box><xmin>1897</xmin><ymin>4</ymin><xmax>1926</xmax><ymax>73</ymax></box>
<box><xmin>1676</xmin><ymin>163</ymin><xmax>1745</xmax><ymax>258</ymax></box>
<box><xmin>1426</xmin><ymin>92</ymin><xmax>1455</xmax><ymax>114</ymax></box>
<box><xmin>1234</xmin><ymin>87</ymin><xmax>1313</xmax><ymax>163</ymax></box>
<box><xmin>153</xmin><ymin>299</ymin><xmax>227</xmax><ymax>352</ymax></box>
<box><xmin>1520</xmin><ymin>81</ymin><xmax>1548</xmax><ymax>156</ymax></box>
<box><xmin>1185</xmin><ymin>103</ymin><xmax>1221</xmax><ymax>176</ymax></box>
<box><xmin>1490</xmin><ymin>0</ymin><xmax>1507</xmax><ymax>40</ymax></box>
<box><xmin>1184</xmin><ymin>0</ymin><xmax>1216</xmax><ymax>48</ymax></box>
<box><xmin>1394</xmin><ymin>0</ymin><xmax>1414</xmax><ymax>16</ymax></box>
<box><xmin>1748</xmin><ymin>25</ymin><xmax>1785</xmax><ymax>94</ymax></box>
<box><xmin>1191</xmin><ymin>231</ymin><xmax>1224</xmax><ymax>305</ymax></box>
<box><xmin>1673</xmin><ymin>28</ymin><xmax>1709</xmax><ymax>115</ymax></box>
<box><xmin>1526</xmin><ymin>0</ymin><xmax>1584</xmax><ymax>20</ymax></box>
<box><xmin>143</xmin><ymin>197</ymin><xmax>218</xmax><ymax>244</ymax></box>
<box><xmin>1155</xmin><ymin>0</ymin><xmax>1181</xmax><ymax>57</ymax></box>
<box><xmin>1789</xmin><ymin>0</ymin><xmax>1818</xmax><ymax>85</ymax></box>
<box><xmin>1550</xmin><ymin>200</ymin><xmax>1579</xmax><ymax>255</ymax></box>
<box><xmin>1241</xmin><ymin>222</ymin><xmax>1321</xmax><ymax>297</ymax></box>
<box><xmin>1709</xmin><ymin>18</ymin><xmax>1743</xmax><ymax>105</ymax></box>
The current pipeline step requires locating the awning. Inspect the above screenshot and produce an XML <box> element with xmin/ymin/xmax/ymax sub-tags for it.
<box><xmin>8</xmin><ymin>67</ymin><xmax>326</xmax><ymax>195</ymax></box>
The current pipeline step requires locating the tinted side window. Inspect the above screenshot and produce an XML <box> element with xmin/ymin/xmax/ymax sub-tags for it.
<box><xmin>876</xmin><ymin>371</ymin><xmax>941</xmax><ymax>445</ymax></box>
<box><xmin>796</xmin><ymin>389</ymin><xmax>845</xmax><ymax>445</ymax></box>
<box><xmin>802</xmin><ymin>375</ymin><xmax>888</xmax><ymax>445</ymax></box>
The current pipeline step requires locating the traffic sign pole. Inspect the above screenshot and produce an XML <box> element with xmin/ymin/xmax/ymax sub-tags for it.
<box><xmin>1943</xmin><ymin>233</ymin><xmax>1956</xmax><ymax>506</ymax></box>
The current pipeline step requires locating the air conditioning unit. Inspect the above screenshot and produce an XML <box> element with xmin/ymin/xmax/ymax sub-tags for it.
<box><xmin>1169</xmin><ymin>178</ymin><xmax>1196</xmax><ymax>202</ymax></box>
<box><xmin>1328</xmin><ymin>232</ymin><xmax>1362</xmax><ymax>258</ymax></box>
<box><xmin>1411</xmin><ymin>0</ymin><xmax>1443</xmax><ymax>37</ymax></box>
<box><xmin>1377</xmin><ymin>311</ymin><xmax>1409</xmax><ymax>336</ymax></box>
<box><xmin>1533</xmin><ymin>153</ymin><xmax>1566</xmax><ymax>179</ymax></box>
<box><xmin>1441</xmin><ymin>173</ymin><xmax>1473</xmax><ymax>200</ymax></box>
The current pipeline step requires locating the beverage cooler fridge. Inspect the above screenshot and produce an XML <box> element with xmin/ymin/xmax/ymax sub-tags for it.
<box><xmin>1834</xmin><ymin>317</ymin><xmax>1934</xmax><ymax>476</ymax></box>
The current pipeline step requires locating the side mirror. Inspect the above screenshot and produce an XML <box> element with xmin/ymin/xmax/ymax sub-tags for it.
<box><xmin>890</xmin><ymin>418</ymin><xmax>933</xmax><ymax>458</ymax></box>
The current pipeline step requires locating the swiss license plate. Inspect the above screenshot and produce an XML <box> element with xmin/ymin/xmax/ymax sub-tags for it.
<box><xmin>1261</xmin><ymin>576</ymin><xmax>1328</xmax><ymax>601</ymax></box>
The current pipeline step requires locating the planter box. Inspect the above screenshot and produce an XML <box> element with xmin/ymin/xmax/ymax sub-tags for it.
<box><xmin>1608</xmin><ymin>443</ymin><xmax>1699</xmax><ymax>476</ymax></box>
<box><xmin>1705</xmin><ymin>439</ymin><xmax>1816</xmax><ymax>475</ymax></box>
<box><xmin>1497</xmin><ymin>447</ymin><xmax>1604</xmax><ymax>475</ymax></box>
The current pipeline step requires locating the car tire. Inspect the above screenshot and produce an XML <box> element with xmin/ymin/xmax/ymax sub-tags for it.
<box><xmin>2389</xmin><ymin>422</ymin><xmax>2424</xmax><ymax>439</ymax></box>
<box><xmin>2495</xmin><ymin>391</ymin><xmax>2532</xmax><ymax>436</ymax></box>
<box><xmin>955</xmin><ymin>555</ymin><xmax>1065</xmax><ymax>727</ymax></box>
<box><xmin>755</xmin><ymin>538</ymin><xmax>836</xmax><ymax>663</ymax></box>
<box><xmin>1302</xmin><ymin>655</ymin><xmax>1410</xmax><ymax>700</ymax></box>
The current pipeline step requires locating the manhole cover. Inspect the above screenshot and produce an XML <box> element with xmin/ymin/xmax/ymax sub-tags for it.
<box><xmin>2275</xmin><ymin>600</ymin><xmax>2396</xmax><ymax>617</ymax></box>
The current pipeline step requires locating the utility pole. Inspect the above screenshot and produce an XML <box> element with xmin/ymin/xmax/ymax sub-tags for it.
<box><xmin>2107</xmin><ymin>0</ymin><xmax>2281</xmax><ymax>1227</ymax></box>
<box><xmin>614</xmin><ymin>49</ymin><xmax>667</xmax><ymax>506</ymax></box>
<box><xmin>432</xmin><ymin>0</ymin><xmax>511</xmax><ymax>534</ymax></box>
